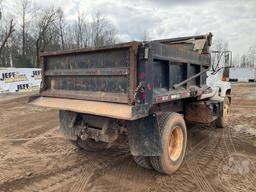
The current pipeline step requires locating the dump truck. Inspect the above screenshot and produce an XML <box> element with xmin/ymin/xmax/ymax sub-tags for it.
<box><xmin>31</xmin><ymin>33</ymin><xmax>231</xmax><ymax>174</ymax></box>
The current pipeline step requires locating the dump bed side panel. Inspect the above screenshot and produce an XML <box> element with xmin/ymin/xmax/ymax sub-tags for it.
<box><xmin>40</xmin><ymin>42</ymin><xmax>139</xmax><ymax>104</ymax></box>
<box><xmin>136</xmin><ymin>35</ymin><xmax>212</xmax><ymax>105</ymax></box>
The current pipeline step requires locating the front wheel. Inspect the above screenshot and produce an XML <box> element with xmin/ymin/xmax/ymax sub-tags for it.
<box><xmin>150</xmin><ymin>113</ymin><xmax>187</xmax><ymax>174</ymax></box>
<box><xmin>216</xmin><ymin>96</ymin><xmax>230</xmax><ymax>128</ymax></box>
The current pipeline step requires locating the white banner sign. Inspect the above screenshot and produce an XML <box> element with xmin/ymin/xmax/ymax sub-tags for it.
<box><xmin>0</xmin><ymin>68</ymin><xmax>42</xmax><ymax>93</ymax></box>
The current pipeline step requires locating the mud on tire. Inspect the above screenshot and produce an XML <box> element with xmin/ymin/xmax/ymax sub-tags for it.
<box><xmin>150</xmin><ymin>112</ymin><xmax>187</xmax><ymax>174</ymax></box>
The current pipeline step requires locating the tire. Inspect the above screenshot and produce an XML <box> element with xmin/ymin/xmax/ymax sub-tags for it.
<box><xmin>71</xmin><ymin>139</ymin><xmax>108</xmax><ymax>152</ymax></box>
<box><xmin>133</xmin><ymin>156</ymin><xmax>152</xmax><ymax>169</ymax></box>
<box><xmin>216</xmin><ymin>96</ymin><xmax>230</xmax><ymax>128</ymax></box>
<box><xmin>150</xmin><ymin>113</ymin><xmax>187</xmax><ymax>174</ymax></box>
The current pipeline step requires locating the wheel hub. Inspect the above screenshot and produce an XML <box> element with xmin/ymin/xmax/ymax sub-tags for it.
<box><xmin>223</xmin><ymin>99</ymin><xmax>230</xmax><ymax>122</ymax></box>
<box><xmin>168</xmin><ymin>126</ymin><xmax>184</xmax><ymax>161</ymax></box>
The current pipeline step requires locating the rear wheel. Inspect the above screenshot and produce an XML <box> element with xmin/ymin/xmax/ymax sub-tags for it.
<box><xmin>216</xmin><ymin>96</ymin><xmax>230</xmax><ymax>128</ymax></box>
<box><xmin>133</xmin><ymin>156</ymin><xmax>152</xmax><ymax>169</ymax></box>
<box><xmin>150</xmin><ymin>113</ymin><xmax>187</xmax><ymax>174</ymax></box>
<box><xmin>71</xmin><ymin>139</ymin><xmax>108</xmax><ymax>152</ymax></box>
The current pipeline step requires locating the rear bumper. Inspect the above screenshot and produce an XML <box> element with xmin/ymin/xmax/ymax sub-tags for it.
<box><xmin>30</xmin><ymin>96</ymin><xmax>148</xmax><ymax>120</ymax></box>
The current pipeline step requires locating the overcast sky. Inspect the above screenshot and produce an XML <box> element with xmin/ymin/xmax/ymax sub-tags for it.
<box><xmin>24</xmin><ymin>0</ymin><xmax>256</xmax><ymax>56</ymax></box>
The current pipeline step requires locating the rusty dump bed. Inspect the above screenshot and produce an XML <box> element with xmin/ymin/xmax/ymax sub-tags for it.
<box><xmin>39</xmin><ymin>42</ymin><xmax>139</xmax><ymax>104</ymax></box>
<box><xmin>32</xmin><ymin>33</ymin><xmax>213</xmax><ymax>120</ymax></box>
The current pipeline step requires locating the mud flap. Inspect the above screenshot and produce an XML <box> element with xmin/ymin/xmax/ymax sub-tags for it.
<box><xmin>59</xmin><ymin>110</ymin><xmax>78</xmax><ymax>140</ymax></box>
<box><xmin>127</xmin><ymin>114</ymin><xmax>162</xmax><ymax>156</ymax></box>
<box><xmin>185</xmin><ymin>100</ymin><xmax>222</xmax><ymax>124</ymax></box>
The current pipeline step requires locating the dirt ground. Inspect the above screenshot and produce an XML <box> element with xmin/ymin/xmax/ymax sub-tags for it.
<box><xmin>0</xmin><ymin>83</ymin><xmax>255</xmax><ymax>192</ymax></box>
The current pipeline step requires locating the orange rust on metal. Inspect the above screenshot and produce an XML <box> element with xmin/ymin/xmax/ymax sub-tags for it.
<box><xmin>128</xmin><ymin>42</ymin><xmax>140</xmax><ymax>104</ymax></box>
<box><xmin>50</xmin><ymin>79</ymin><xmax>56</xmax><ymax>89</ymax></box>
<box><xmin>31</xmin><ymin>97</ymin><xmax>134</xmax><ymax>120</ymax></box>
<box><xmin>39</xmin><ymin>56</ymin><xmax>46</xmax><ymax>93</ymax></box>
<box><xmin>40</xmin><ymin>41</ymin><xmax>140</xmax><ymax>57</ymax></box>
<box><xmin>44</xmin><ymin>67</ymin><xmax>129</xmax><ymax>76</ymax></box>
<box><xmin>185</xmin><ymin>101</ymin><xmax>214</xmax><ymax>124</ymax></box>
<box><xmin>39</xmin><ymin>41</ymin><xmax>141</xmax><ymax>105</ymax></box>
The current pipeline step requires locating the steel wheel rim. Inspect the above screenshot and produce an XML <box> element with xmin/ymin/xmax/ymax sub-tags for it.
<box><xmin>223</xmin><ymin>99</ymin><xmax>230</xmax><ymax>122</ymax></box>
<box><xmin>168</xmin><ymin>126</ymin><xmax>184</xmax><ymax>162</ymax></box>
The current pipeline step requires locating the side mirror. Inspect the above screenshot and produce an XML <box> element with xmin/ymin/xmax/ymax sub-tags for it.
<box><xmin>211</xmin><ymin>50</ymin><xmax>233</xmax><ymax>71</ymax></box>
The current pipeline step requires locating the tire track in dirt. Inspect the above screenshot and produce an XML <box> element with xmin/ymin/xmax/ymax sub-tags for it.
<box><xmin>219</xmin><ymin>126</ymin><xmax>256</xmax><ymax>192</ymax></box>
<box><xmin>17</xmin><ymin>166</ymin><xmax>82</xmax><ymax>192</ymax></box>
<box><xmin>0</xmin><ymin>110</ymin><xmax>8</xmax><ymax>123</ymax></box>
<box><xmin>0</xmin><ymin>149</ymin><xmax>95</xmax><ymax>192</ymax></box>
<box><xmin>0</xmin><ymin>136</ymin><xmax>63</xmax><ymax>143</ymax></box>
<box><xmin>80</xmin><ymin>156</ymin><xmax>154</xmax><ymax>192</ymax></box>
<box><xmin>186</xmin><ymin>160</ymin><xmax>215</xmax><ymax>192</ymax></box>
<box><xmin>0</xmin><ymin>102</ymin><xmax>58</xmax><ymax>140</ymax></box>
<box><xmin>1</xmin><ymin>83</ymin><xmax>256</xmax><ymax>192</ymax></box>
<box><xmin>145</xmin><ymin>127</ymin><xmax>214</xmax><ymax>192</ymax></box>
<box><xmin>0</xmin><ymin>127</ymin><xmax>62</xmax><ymax>164</ymax></box>
<box><xmin>223</xmin><ymin>126</ymin><xmax>235</xmax><ymax>154</ymax></box>
<box><xmin>9</xmin><ymin>165</ymin><xmax>82</xmax><ymax>192</ymax></box>
<box><xmin>185</xmin><ymin>128</ymin><xmax>219</xmax><ymax>192</ymax></box>
<box><xmin>149</xmin><ymin>122</ymin><xmax>256</xmax><ymax>192</ymax></box>
<box><xmin>150</xmin><ymin>126</ymin><xmax>248</xmax><ymax>192</ymax></box>
<box><xmin>195</xmin><ymin>135</ymin><xmax>226</xmax><ymax>174</ymax></box>
<box><xmin>0</xmin><ymin>156</ymin><xmax>51</xmax><ymax>190</ymax></box>
<box><xmin>8</xmin><ymin>148</ymin><xmax>130</xmax><ymax>192</ymax></box>
<box><xmin>188</xmin><ymin>124</ymin><xmax>256</xmax><ymax>192</ymax></box>
<box><xmin>186</xmin><ymin>127</ymin><xmax>255</xmax><ymax>192</ymax></box>
<box><xmin>0</xmin><ymin>151</ymin><xmax>75</xmax><ymax>163</ymax></box>
<box><xmin>22</xmin><ymin>126</ymin><xmax>59</xmax><ymax>147</ymax></box>
<box><xmin>69</xmin><ymin>150</ymin><xmax>131</xmax><ymax>192</ymax></box>
<box><xmin>185</xmin><ymin>132</ymin><xmax>217</xmax><ymax>192</ymax></box>
<box><xmin>188</xmin><ymin>133</ymin><xmax>226</xmax><ymax>191</ymax></box>
<box><xmin>0</xmin><ymin>137</ymin><xmax>75</xmax><ymax>191</ymax></box>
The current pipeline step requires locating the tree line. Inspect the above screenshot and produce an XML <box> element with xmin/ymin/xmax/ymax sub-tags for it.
<box><xmin>0</xmin><ymin>0</ymin><xmax>117</xmax><ymax>68</ymax></box>
<box><xmin>0</xmin><ymin>0</ymin><xmax>255</xmax><ymax>69</ymax></box>
<box><xmin>210</xmin><ymin>38</ymin><xmax>256</xmax><ymax>68</ymax></box>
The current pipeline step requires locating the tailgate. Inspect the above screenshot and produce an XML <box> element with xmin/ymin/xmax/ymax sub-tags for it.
<box><xmin>40</xmin><ymin>42</ymin><xmax>139</xmax><ymax>104</ymax></box>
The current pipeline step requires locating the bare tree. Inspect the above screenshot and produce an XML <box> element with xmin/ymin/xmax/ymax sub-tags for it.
<box><xmin>75</xmin><ymin>11</ymin><xmax>87</xmax><ymax>48</ymax></box>
<box><xmin>142</xmin><ymin>29</ymin><xmax>150</xmax><ymax>41</ymax></box>
<box><xmin>65</xmin><ymin>24</ymin><xmax>76</xmax><ymax>49</ymax></box>
<box><xmin>0</xmin><ymin>1</ymin><xmax>118</xmax><ymax>68</ymax></box>
<box><xmin>240</xmin><ymin>54</ymin><xmax>249</xmax><ymax>68</ymax></box>
<box><xmin>57</xmin><ymin>8</ymin><xmax>65</xmax><ymax>50</ymax></box>
<box><xmin>248</xmin><ymin>45</ymin><xmax>256</xmax><ymax>68</ymax></box>
<box><xmin>233</xmin><ymin>53</ymin><xmax>240</xmax><ymax>68</ymax></box>
<box><xmin>211</xmin><ymin>38</ymin><xmax>230</xmax><ymax>68</ymax></box>
<box><xmin>230</xmin><ymin>44</ymin><xmax>256</xmax><ymax>68</ymax></box>
<box><xmin>21</xmin><ymin>0</ymin><xmax>27</xmax><ymax>56</ymax></box>
<box><xmin>72</xmin><ymin>11</ymin><xmax>117</xmax><ymax>48</ymax></box>
<box><xmin>91</xmin><ymin>12</ymin><xmax>117</xmax><ymax>47</ymax></box>
<box><xmin>212</xmin><ymin>39</ymin><xmax>228</xmax><ymax>59</ymax></box>
<box><xmin>0</xmin><ymin>19</ymin><xmax>15</xmax><ymax>54</ymax></box>
<box><xmin>20</xmin><ymin>0</ymin><xmax>33</xmax><ymax>56</ymax></box>
<box><xmin>35</xmin><ymin>8</ymin><xmax>57</xmax><ymax>66</ymax></box>
<box><xmin>0</xmin><ymin>0</ymin><xmax>2</xmax><ymax>20</ymax></box>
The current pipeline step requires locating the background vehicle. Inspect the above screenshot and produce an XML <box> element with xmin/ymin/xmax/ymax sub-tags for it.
<box><xmin>31</xmin><ymin>33</ymin><xmax>231</xmax><ymax>174</ymax></box>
